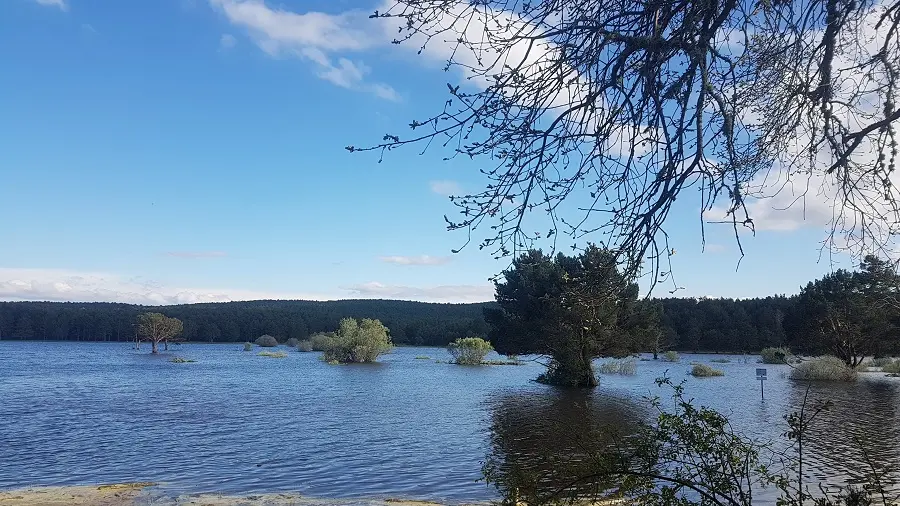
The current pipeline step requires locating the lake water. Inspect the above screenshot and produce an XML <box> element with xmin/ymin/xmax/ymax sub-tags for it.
<box><xmin>0</xmin><ymin>342</ymin><xmax>898</xmax><ymax>502</ymax></box>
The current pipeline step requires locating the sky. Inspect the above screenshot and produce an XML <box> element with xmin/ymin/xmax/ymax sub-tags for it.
<box><xmin>0</xmin><ymin>0</ymin><xmax>867</xmax><ymax>305</ymax></box>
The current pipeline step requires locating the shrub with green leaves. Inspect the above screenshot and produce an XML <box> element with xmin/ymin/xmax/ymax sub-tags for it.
<box><xmin>691</xmin><ymin>363</ymin><xmax>725</xmax><ymax>377</ymax></box>
<box><xmin>790</xmin><ymin>356</ymin><xmax>857</xmax><ymax>381</ymax></box>
<box><xmin>297</xmin><ymin>340</ymin><xmax>313</xmax><ymax>352</ymax></box>
<box><xmin>871</xmin><ymin>357</ymin><xmax>895</xmax><ymax>368</ymax></box>
<box><xmin>662</xmin><ymin>350</ymin><xmax>680</xmax><ymax>362</ymax></box>
<box><xmin>309</xmin><ymin>333</ymin><xmax>336</xmax><ymax>351</ymax></box>
<box><xmin>255</xmin><ymin>335</ymin><xmax>278</xmax><ymax>347</ymax></box>
<box><xmin>258</xmin><ymin>351</ymin><xmax>287</xmax><ymax>358</ymax></box>
<box><xmin>243</xmin><ymin>342</ymin><xmax>253</xmax><ymax>351</ymax></box>
<box><xmin>321</xmin><ymin>318</ymin><xmax>393</xmax><ymax>363</ymax></box>
<box><xmin>598</xmin><ymin>358</ymin><xmax>638</xmax><ymax>375</ymax></box>
<box><xmin>284</xmin><ymin>337</ymin><xmax>299</xmax><ymax>348</ymax></box>
<box><xmin>760</xmin><ymin>346</ymin><xmax>792</xmax><ymax>364</ymax></box>
<box><xmin>883</xmin><ymin>359</ymin><xmax>900</xmax><ymax>374</ymax></box>
<box><xmin>448</xmin><ymin>337</ymin><xmax>494</xmax><ymax>365</ymax></box>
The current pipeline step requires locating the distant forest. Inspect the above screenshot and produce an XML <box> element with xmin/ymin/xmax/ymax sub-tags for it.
<box><xmin>0</xmin><ymin>296</ymin><xmax>795</xmax><ymax>352</ymax></box>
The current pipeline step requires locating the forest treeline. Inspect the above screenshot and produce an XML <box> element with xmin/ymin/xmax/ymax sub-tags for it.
<box><xmin>0</xmin><ymin>296</ymin><xmax>797</xmax><ymax>352</ymax></box>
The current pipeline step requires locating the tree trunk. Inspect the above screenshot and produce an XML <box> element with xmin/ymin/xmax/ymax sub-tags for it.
<box><xmin>152</xmin><ymin>340</ymin><xmax>158</xmax><ymax>354</ymax></box>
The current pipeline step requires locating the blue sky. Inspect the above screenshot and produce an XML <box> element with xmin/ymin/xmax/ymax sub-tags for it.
<box><xmin>0</xmin><ymin>0</ymin><xmax>861</xmax><ymax>304</ymax></box>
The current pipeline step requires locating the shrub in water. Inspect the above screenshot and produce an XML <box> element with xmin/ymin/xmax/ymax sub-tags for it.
<box><xmin>760</xmin><ymin>346</ymin><xmax>792</xmax><ymax>364</ymax></box>
<box><xmin>789</xmin><ymin>356</ymin><xmax>857</xmax><ymax>381</ymax></box>
<box><xmin>255</xmin><ymin>335</ymin><xmax>279</xmax><ymax>347</ymax></box>
<box><xmin>662</xmin><ymin>351</ymin><xmax>680</xmax><ymax>362</ymax></box>
<box><xmin>170</xmin><ymin>357</ymin><xmax>196</xmax><ymax>363</ymax></box>
<box><xmin>321</xmin><ymin>318</ymin><xmax>393</xmax><ymax>363</ymax></box>
<box><xmin>871</xmin><ymin>357</ymin><xmax>895</xmax><ymax>368</ymax></box>
<box><xmin>284</xmin><ymin>337</ymin><xmax>299</xmax><ymax>348</ymax></box>
<box><xmin>598</xmin><ymin>358</ymin><xmax>638</xmax><ymax>375</ymax></box>
<box><xmin>691</xmin><ymin>363</ymin><xmax>725</xmax><ymax>377</ymax></box>
<box><xmin>297</xmin><ymin>340</ymin><xmax>314</xmax><ymax>352</ymax></box>
<box><xmin>883</xmin><ymin>360</ymin><xmax>900</xmax><ymax>374</ymax></box>
<box><xmin>448</xmin><ymin>337</ymin><xmax>494</xmax><ymax>365</ymax></box>
<box><xmin>243</xmin><ymin>342</ymin><xmax>253</xmax><ymax>351</ymax></box>
<box><xmin>309</xmin><ymin>333</ymin><xmax>336</xmax><ymax>351</ymax></box>
<box><xmin>258</xmin><ymin>351</ymin><xmax>288</xmax><ymax>358</ymax></box>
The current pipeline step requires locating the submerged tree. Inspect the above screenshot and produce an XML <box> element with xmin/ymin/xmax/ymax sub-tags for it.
<box><xmin>136</xmin><ymin>312</ymin><xmax>183</xmax><ymax>354</ymax></box>
<box><xmin>791</xmin><ymin>255</ymin><xmax>900</xmax><ymax>365</ymax></box>
<box><xmin>485</xmin><ymin>245</ymin><xmax>652</xmax><ymax>387</ymax></box>
<box><xmin>354</xmin><ymin>0</ymin><xmax>900</xmax><ymax>284</ymax></box>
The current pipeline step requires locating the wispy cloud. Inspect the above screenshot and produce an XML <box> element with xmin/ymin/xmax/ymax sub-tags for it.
<box><xmin>344</xmin><ymin>281</ymin><xmax>494</xmax><ymax>303</ymax></box>
<box><xmin>219</xmin><ymin>33</ymin><xmax>237</xmax><ymax>50</ymax></box>
<box><xmin>0</xmin><ymin>268</ymin><xmax>331</xmax><ymax>305</ymax></box>
<box><xmin>33</xmin><ymin>0</ymin><xmax>67</xmax><ymax>10</ymax></box>
<box><xmin>208</xmin><ymin>0</ymin><xmax>398</xmax><ymax>101</ymax></box>
<box><xmin>164</xmin><ymin>251</ymin><xmax>228</xmax><ymax>259</ymax></box>
<box><xmin>378</xmin><ymin>255</ymin><xmax>451</xmax><ymax>266</ymax></box>
<box><xmin>429</xmin><ymin>180</ymin><xmax>462</xmax><ymax>197</ymax></box>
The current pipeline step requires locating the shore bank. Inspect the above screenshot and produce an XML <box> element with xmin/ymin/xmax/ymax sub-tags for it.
<box><xmin>0</xmin><ymin>484</ymin><xmax>478</xmax><ymax>506</ymax></box>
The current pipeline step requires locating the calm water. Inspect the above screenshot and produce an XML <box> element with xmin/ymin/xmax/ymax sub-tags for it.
<box><xmin>0</xmin><ymin>342</ymin><xmax>898</xmax><ymax>502</ymax></box>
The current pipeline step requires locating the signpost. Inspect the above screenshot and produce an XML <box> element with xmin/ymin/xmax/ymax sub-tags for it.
<box><xmin>756</xmin><ymin>368</ymin><xmax>767</xmax><ymax>400</ymax></box>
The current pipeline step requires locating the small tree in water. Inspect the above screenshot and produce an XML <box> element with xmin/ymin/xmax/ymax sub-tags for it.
<box><xmin>448</xmin><ymin>337</ymin><xmax>494</xmax><ymax>365</ymax></box>
<box><xmin>136</xmin><ymin>313</ymin><xmax>183</xmax><ymax>354</ymax></box>
<box><xmin>322</xmin><ymin>318</ymin><xmax>393</xmax><ymax>363</ymax></box>
<box><xmin>485</xmin><ymin>245</ymin><xmax>656</xmax><ymax>387</ymax></box>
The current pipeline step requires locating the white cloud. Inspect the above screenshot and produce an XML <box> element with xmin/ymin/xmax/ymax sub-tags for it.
<box><xmin>429</xmin><ymin>180</ymin><xmax>462</xmax><ymax>197</ymax></box>
<box><xmin>344</xmin><ymin>281</ymin><xmax>493</xmax><ymax>303</ymax></box>
<box><xmin>219</xmin><ymin>33</ymin><xmax>237</xmax><ymax>49</ymax></box>
<box><xmin>165</xmin><ymin>251</ymin><xmax>228</xmax><ymax>259</ymax></box>
<box><xmin>33</xmin><ymin>0</ymin><xmax>67</xmax><ymax>10</ymax></box>
<box><xmin>0</xmin><ymin>268</ymin><xmax>331</xmax><ymax>305</ymax></box>
<box><xmin>208</xmin><ymin>0</ymin><xmax>398</xmax><ymax>100</ymax></box>
<box><xmin>378</xmin><ymin>255</ymin><xmax>451</xmax><ymax>266</ymax></box>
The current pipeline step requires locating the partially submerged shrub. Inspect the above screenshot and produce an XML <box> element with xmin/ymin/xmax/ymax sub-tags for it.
<box><xmin>255</xmin><ymin>335</ymin><xmax>278</xmax><ymax>347</ymax></box>
<box><xmin>258</xmin><ymin>351</ymin><xmax>288</xmax><ymax>358</ymax></box>
<box><xmin>309</xmin><ymin>333</ymin><xmax>336</xmax><ymax>351</ymax></box>
<box><xmin>760</xmin><ymin>346</ymin><xmax>792</xmax><ymax>364</ymax></box>
<box><xmin>598</xmin><ymin>358</ymin><xmax>638</xmax><ymax>375</ymax></box>
<box><xmin>882</xmin><ymin>360</ymin><xmax>900</xmax><ymax>374</ymax></box>
<box><xmin>662</xmin><ymin>351</ymin><xmax>680</xmax><ymax>362</ymax></box>
<box><xmin>284</xmin><ymin>337</ymin><xmax>299</xmax><ymax>348</ymax></box>
<box><xmin>243</xmin><ymin>342</ymin><xmax>253</xmax><ymax>351</ymax></box>
<box><xmin>170</xmin><ymin>357</ymin><xmax>196</xmax><ymax>363</ymax></box>
<box><xmin>710</xmin><ymin>358</ymin><xmax>731</xmax><ymax>363</ymax></box>
<box><xmin>448</xmin><ymin>337</ymin><xmax>494</xmax><ymax>365</ymax></box>
<box><xmin>414</xmin><ymin>355</ymin><xmax>431</xmax><ymax>360</ymax></box>
<box><xmin>297</xmin><ymin>340</ymin><xmax>313</xmax><ymax>352</ymax></box>
<box><xmin>790</xmin><ymin>356</ymin><xmax>857</xmax><ymax>381</ymax></box>
<box><xmin>871</xmin><ymin>357</ymin><xmax>895</xmax><ymax>368</ymax></box>
<box><xmin>691</xmin><ymin>363</ymin><xmax>725</xmax><ymax>377</ymax></box>
<box><xmin>321</xmin><ymin>318</ymin><xmax>393</xmax><ymax>363</ymax></box>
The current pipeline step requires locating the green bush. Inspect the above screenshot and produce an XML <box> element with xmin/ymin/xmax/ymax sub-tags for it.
<box><xmin>284</xmin><ymin>337</ymin><xmax>299</xmax><ymax>348</ymax></box>
<box><xmin>871</xmin><ymin>357</ymin><xmax>895</xmax><ymax>368</ymax></box>
<box><xmin>243</xmin><ymin>342</ymin><xmax>253</xmax><ymax>352</ymax></box>
<box><xmin>321</xmin><ymin>318</ymin><xmax>393</xmax><ymax>363</ymax></box>
<box><xmin>883</xmin><ymin>360</ymin><xmax>900</xmax><ymax>374</ymax></box>
<box><xmin>760</xmin><ymin>346</ymin><xmax>792</xmax><ymax>364</ymax></box>
<box><xmin>258</xmin><ymin>351</ymin><xmax>288</xmax><ymax>358</ymax></box>
<box><xmin>309</xmin><ymin>333</ymin><xmax>336</xmax><ymax>351</ymax></box>
<box><xmin>170</xmin><ymin>357</ymin><xmax>196</xmax><ymax>363</ymax></box>
<box><xmin>790</xmin><ymin>356</ymin><xmax>857</xmax><ymax>381</ymax></box>
<box><xmin>691</xmin><ymin>363</ymin><xmax>725</xmax><ymax>377</ymax></box>
<box><xmin>297</xmin><ymin>340</ymin><xmax>314</xmax><ymax>352</ymax></box>
<box><xmin>255</xmin><ymin>335</ymin><xmax>278</xmax><ymax>347</ymax></box>
<box><xmin>598</xmin><ymin>358</ymin><xmax>638</xmax><ymax>375</ymax></box>
<box><xmin>662</xmin><ymin>351</ymin><xmax>680</xmax><ymax>362</ymax></box>
<box><xmin>448</xmin><ymin>337</ymin><xmax>494</xmax><ymax>365</ymax></box>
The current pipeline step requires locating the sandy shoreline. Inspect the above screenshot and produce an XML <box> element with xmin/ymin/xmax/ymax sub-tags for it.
<box><xmin>0</xmin><ymin>483</ymin><xmax>479</xmax><ymax>506</ymax></box>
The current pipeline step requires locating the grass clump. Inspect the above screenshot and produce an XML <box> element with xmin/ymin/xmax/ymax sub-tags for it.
<box><xmin>284</xmin><ymin>337</ymin><xmax>299</xmax><ymax>348</ymax></box>
<box><xmin>662</xmin><ymin>351</ymin><xmax>680</xmax><ymax>362</ymax></box>
<box><xmin>598</xmin><ymin>358</ymin><xmax>638</xmax><ymax>375</ymax></box>
<box><xmin>258</xmin><ymin>351</ymin><xmax>288</xmax><ymax>358</ymax></box>
<box><xmin>321</xmin><ymin>318</ymin><xmax>393</xmax><ymax>363</ymax></box>
<box><xmin>790</xmin><ymin>356</ymin><xmax>857</xmax><ymax>381</ymax></box>
<box><xmin>414</xmin><ymin>355</ymin><xmax>431</xmax><ymax>360</ymax></box>
<box><xmin>883</xmin><ymin>360</ymin><xmax>900</xmax><ymax>374</ymax></box>
<box><xmin>760</xmin><ymin>346</ymin><xmax>792</xmax><ymax>364</ymax></box>
<box><xmin>448</xmin><ymin>337</ymin><xmax>494</xmax><ymax>365</ymax></box>
<box><xmin>297</xmin><ymin>340</ymin><xmax>314</xmax><ymax>352</ymax></box>
<box><xmin>691</xmin><ymin>363</ymin><xmax>725</xmax><ymax>377</ymax></box>
<box><xmin>170</xmin><ymin>357</ymin><xmax>196</xmax><ymax>363</ymax></box>
<box><xmin>710</xmin><ymin>358</ymin><xmax>731</xmax><ymax>363</ymax></box>
<box><xmin>243</xmin><ymin>342</ymin><xmax>253</xmax><ymax>352</ymax></box>
<box><xmin>255</xmin><ymin>335</ymin><xmax>279</xmax><ymax>347</ymax></box>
